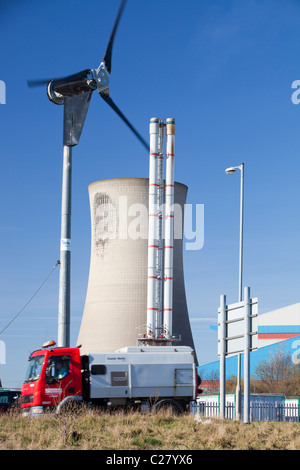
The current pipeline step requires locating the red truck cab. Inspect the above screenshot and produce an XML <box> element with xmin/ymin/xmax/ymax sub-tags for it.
<box><xmin>21</xmin><ymin>345</ymin><xmax>82</xmax><ymax>416</ymax></box>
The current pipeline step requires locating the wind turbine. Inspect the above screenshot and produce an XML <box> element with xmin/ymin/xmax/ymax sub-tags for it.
<box><xmin>28</xmin><ymin>0</ymin><xmax>149</xmax><ymax>347</ymax></box>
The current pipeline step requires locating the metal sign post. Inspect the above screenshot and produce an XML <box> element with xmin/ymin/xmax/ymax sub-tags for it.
<box><xmin>236</xmin><ymin>353</ymin><xmax>242</xmax><ymax>421</ymax></box>
<box><xmin>218</xmin><ymin>287</ymin><xmax>258</xmax><ymax>423</ymax></box>
<box><xmin>219</xmin><ymin>294</ymin><xmax>226</xmax><ymax>420</ymax></box>
<box><xmin>244</xmin><ymin>286</ymin><xmax>251</xmax><ymax>424</ymax></box>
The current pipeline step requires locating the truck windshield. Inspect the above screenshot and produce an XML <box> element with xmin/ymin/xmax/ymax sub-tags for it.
<box><xmin>24</xmin><ymin>355</ymin><xmax>45</xmax><ymax>383</ymax></box>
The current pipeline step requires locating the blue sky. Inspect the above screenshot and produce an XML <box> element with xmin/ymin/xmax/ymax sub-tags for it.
<box><xmin>0</xmin><ymin>0</ymin><xmax>299</xmax><ymax>388</ymax></box>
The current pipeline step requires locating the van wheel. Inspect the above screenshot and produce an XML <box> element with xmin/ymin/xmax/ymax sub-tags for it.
<box><xmin>151</xmin><ymin>399</ymin><xmax>183</xmax><ymax>416</ymax></box>
<box><xmin>56</xmin><ymin>397</ymin><xmax>84</xmax><ymax>415</ymax></box>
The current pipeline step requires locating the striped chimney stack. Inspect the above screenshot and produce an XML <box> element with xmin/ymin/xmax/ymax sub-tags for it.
<box><xmin>146</xmin><ymin>118</ymin><xmax>176</xmax><ymax>343</ymax></box>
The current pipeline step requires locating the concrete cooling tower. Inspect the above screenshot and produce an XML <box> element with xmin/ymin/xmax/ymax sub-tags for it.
<box><xmin>76</xmin><ymin>177</ymin><xmax>196</xmax><ymax>357</ymax></box>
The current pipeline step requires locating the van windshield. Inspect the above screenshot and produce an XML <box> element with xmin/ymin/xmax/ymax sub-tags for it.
<box><xmin>24</xmin><ymin>355</ymin><xmax>45</xmax><ymax>383</ymax></box>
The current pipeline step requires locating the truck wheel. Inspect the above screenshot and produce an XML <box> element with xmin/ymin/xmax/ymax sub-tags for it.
<box><xmin>151</xmin><ymin>399</ymin><xmax>183</xmax><ymax>416</ymax></box>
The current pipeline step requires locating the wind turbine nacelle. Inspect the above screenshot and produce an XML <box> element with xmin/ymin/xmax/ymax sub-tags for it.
<box><xmin>47</xmin><ymin>65</ymin><xmax>110</xmax><ymax>105</ymax></box>
<box><xmin>47</xmin><ymin>69</ymin><xmax>97</xmax><ymax>105</ymax></box>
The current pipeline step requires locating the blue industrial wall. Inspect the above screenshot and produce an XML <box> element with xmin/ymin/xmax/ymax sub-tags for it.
<box><xmin>198</xmin><ymin>335</ymin><xmax>300</xmax><ymax>380</ymax></box>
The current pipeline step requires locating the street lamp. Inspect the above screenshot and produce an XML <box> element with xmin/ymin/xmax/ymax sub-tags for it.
<box><xmin>225</xmin><ymin>163</ymin><xmax>244</xmax><ymax>302</ymax></box>
<box><xmin>225</xmin><ymin>163</ymin><xmax>245</xmax><ymax>421</ymax></box>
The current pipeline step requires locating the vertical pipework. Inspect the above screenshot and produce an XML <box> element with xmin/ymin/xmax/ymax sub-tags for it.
<box><xmin>163</xmin><ymin>118</ymin><xmax>175</xmax><ymax>339</ymax></box>
<box><xmin>155</xmin><ymin>121</ymin><xmax>165</xmax><ymax>337</ymax></box>
<box><xmin>147</xmin><ymin>118</ymin><xmax>159</xmax><ymax>337</ymax></box>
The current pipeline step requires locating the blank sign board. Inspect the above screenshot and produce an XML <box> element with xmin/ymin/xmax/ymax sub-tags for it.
<box><xmin>218</xmin><ymin>298</ymin><xmax>258</xmax><ymax>356</ymax></box>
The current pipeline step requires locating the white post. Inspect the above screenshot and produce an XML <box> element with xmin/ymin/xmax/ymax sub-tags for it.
<box><xmin>244</xmin><ymin>286</ymin><xmax>251</xmax><ymax>423</ymax></box>
<box><xmin>163</xmin><ymin>118</ymin><xmax>175</xmax><ymax>339</ymax></box>
<box><xmin>57</xmin><ymin>145</ymin><xmax>72</xmax><ymax>348</ymax></box>
<box><xmin>219</xmin><ymin>294</ymin><xmax>226</xmax><ymax>419</ymax></box>
<box><xmin>147</xmin><ymin>118</ymin><xmax>159</xmax><ymax>337</ymax></box>
<box><xmin>239</xmin><ymin>163</ymin><xmax>244</xmax><ymax>302</ymax></box>
<box><xmin>236</xmin><ymin>353</ymin><xmax>242</xmax><ymax>420</ymax></box>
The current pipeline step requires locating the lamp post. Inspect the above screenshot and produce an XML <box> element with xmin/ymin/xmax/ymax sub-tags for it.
<box><xmin>225</xmin><ymin>163</ymin><xmax>244</xmax><ymax>302</ymax></box>
<box><xmin>225</xmin><ymin>163</ymin><xmax>245</xmax><ymax>421</ymax></box>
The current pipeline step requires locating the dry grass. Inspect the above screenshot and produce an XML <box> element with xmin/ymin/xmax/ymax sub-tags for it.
<box><xmin>0</xmin><ymin>409</ymin><xmax>300</xmax><ymax>450</ymax></box>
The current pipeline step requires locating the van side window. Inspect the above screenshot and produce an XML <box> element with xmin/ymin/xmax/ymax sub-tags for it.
<box><xmin>91</xmin><ymin>365</ymin><xmax>106</xmax><ymax>375</ymax></box>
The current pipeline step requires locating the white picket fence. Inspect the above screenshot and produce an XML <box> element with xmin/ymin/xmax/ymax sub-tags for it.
<box><xmin>191</xmin><ymin>400</ymin><xmax>300</xmax><ymax>422</ymax></box>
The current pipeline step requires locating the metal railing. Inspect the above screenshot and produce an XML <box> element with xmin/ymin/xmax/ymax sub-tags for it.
<box><xmin>190</xmin><ymin>401</ymin><xmax>300</xmax><ymax>422</ymax></box>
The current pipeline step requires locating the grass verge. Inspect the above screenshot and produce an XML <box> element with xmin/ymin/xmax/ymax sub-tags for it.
<box><xmin>0</xmin><ymin>409</ymin><xmax>299</xmax><ymax>450</ymax></box>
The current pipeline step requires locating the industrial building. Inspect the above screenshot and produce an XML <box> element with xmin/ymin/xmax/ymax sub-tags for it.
<box><xmin>198</xmin><ymin>302</ymin><xmax>300</xmax><ymax>380</ymax></box>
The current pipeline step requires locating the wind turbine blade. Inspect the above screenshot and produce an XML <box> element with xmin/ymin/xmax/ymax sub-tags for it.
<box><xmin>100</xmin><ymin>92</ymin><xmax>149</xmax><ymax>151</ymax></box>
<box><xmin>102</xmin><ymin>0</ymin><xmax>127</xmax><ymax>74</ymax></box>
<box><xmin>27</xmin><ymin>79</ymin><xmax>51</xmax><ymax>87</ymax></box>
<box><xmin>28</xmin><ymin>69</ymin><xmax>94</xmax><ymax>91</ymax></box>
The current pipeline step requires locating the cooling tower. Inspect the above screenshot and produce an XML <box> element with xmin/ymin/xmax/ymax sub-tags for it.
<box><xmin>77</xmin><ymin>178</ymin><xmax>196</xmax><ymax>358</ymax></box>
